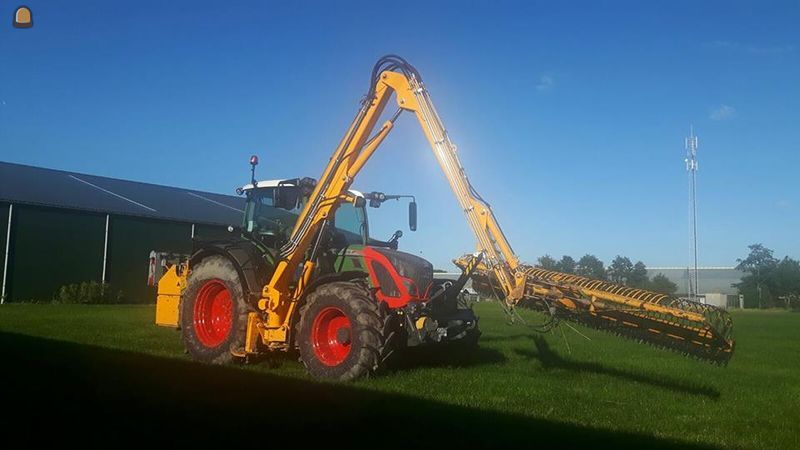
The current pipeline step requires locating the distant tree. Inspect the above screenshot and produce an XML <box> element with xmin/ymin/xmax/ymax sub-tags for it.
<box><xmin>736</xmin><ymin>244</ymin><xmax>778</xmax><ymax>272</ymax></box>
<box><xmin>772</xmin><ymin>257</ymin><xmax>800</xmax><ymax>309</ymax></box>
<box><xmin>735</xmin><ymin>244</ymin><xmax>779</xmax><ymax>308</ymax></box>
<box><xmin>629</xmin><ymin>261</ymin><xmax>649</xmax><ymax>288</ymax></box>
<box><xmin>576</xmin><ymin>254</ymin><xmax>606</xmax><ymax>280</ymax></box>
<box><xmin>607</xmin><ymin>256</ymin><xmax>634</xmax><ymax>284</ymax></box>
<box><xmin>557</xmin><ymin>255</ymin><xmax>576</xmax><ymax>274</ymax></box>
<box><xmin>649</xmin><ymin>273</ymin><xmax>678</xmax><ymax>295</ymax></box>
<box><xmin>537</xmin><ymin>254</ymin><xmax>559</xmax><ymax>270</ymax></box>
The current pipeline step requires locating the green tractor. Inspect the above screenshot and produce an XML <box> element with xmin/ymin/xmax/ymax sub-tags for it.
<box><xmin>159</xmin><ymin>159</ymin><xmax>480</xmax><ymax>379</ymax></box>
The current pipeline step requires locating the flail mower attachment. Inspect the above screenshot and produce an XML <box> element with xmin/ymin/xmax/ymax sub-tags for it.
<box><xmin>459</xmin><ymin>260</ymin><xmax>735</xmax><ymax>365</ymax></box>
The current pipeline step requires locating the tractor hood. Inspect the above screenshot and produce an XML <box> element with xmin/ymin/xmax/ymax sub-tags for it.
<box><xmin>335</xmin><ymin>245</ymin><xmax>433</xmax><ymax>308</ymax></box>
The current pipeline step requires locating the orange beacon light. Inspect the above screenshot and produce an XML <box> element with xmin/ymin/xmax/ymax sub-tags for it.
<box><xmin>13</xmin><ymin>6</ymin><xmax>33</xmax><ymax>28</ymax></box>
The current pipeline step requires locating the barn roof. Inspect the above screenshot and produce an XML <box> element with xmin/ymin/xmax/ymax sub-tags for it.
<box><xmin>0</xmin><ymin>161</ymin><xmax>245</xmax><ymax>226</ymax></box>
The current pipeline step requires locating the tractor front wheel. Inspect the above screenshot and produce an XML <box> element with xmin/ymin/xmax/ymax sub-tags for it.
<box><xmin>180</xmin><ymin>256</ymin><xmax>251</xmax><ymax>364</ymax></box>
<box><xmin>297</xmin><ymin>281</ymin><xmax>389</xmax><ymax>381</ymax></box>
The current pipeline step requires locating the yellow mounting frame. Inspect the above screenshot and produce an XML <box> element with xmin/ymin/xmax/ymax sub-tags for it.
<box><xmin>155</xmin><ymin>264</ymin><xmax>188</xmax><ymax>327</ymax></box>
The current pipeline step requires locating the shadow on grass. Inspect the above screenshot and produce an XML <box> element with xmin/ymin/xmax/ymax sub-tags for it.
<box><xmin>516</xmin><ymin>336</ymin><xmax>720</xmax><ymax>399</ymax></box>
<box><xmin>388</xmin><ymin>344</ymin><xmax>507</xmax><ymax>371</ymax></box>
<box><xmin>0</xmin><ymin>332</ymin><xmax>717</xmax><ymax>448</ymax></box>
<box><xmin>479</xmin><ymin>332</ymin><xmax>539</xmax><ymax>343</ymax></box>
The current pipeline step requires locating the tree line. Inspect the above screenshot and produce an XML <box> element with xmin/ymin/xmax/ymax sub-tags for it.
<box><xmin>535</xmin><ymin>254</ymin><xmax>678</xmax><ymax>294</ymax></box>
<box><xmin>735</xmin><ymin>244</ymin><xmax>800</xmax><ymax>309</ymax></box>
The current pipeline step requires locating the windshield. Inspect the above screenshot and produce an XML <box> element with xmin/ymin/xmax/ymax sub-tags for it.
<box><xmin>243</xmin><ymin>187</ymin><xmax>303</xmax><ymax>235</ymax></box>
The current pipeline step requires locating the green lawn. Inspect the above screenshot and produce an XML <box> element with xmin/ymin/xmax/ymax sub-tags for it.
<box><xmin>0</xmin><ymin>303</ymin><xmax>797</xmax><ymax>448</ymax></box>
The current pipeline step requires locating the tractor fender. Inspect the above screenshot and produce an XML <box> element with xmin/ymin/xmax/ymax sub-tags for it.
<box><xmin>189</xmin><ymin>242</ymin><xmax>273</xmax><ymax>304</ymax></box>
<box><xmin>297</xmin><ymin>271</ymin><xmax>370</xmax><ymax>306</ymax></box>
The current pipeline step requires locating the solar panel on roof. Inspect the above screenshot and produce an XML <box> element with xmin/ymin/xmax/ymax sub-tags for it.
<box><xmin>0</xmin><ymin>161</ymin><xmax>245</xmax><ymax>226</ymax></box>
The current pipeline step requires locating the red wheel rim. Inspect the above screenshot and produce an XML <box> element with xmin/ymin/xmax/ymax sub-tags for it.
<box><xmin>193</xmin><ymin>280</ymin><xmax>233</xmax><ymax>348</ymax></box>
<box><xmin>311</xmin><ymin>306</ymin><xmax>352</xmax><ymax>366</ymax></box>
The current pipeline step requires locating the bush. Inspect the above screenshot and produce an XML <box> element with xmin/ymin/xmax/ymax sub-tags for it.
<box><xmin>53</xmin><ymin>281</ymin><xmax>123</xmax><ymax>305</ymax></box>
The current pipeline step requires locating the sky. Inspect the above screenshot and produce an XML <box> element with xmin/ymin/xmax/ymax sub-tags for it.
<box><xmin>1</xmin><ymin>1</ymin><xmax>798</xmax><ymax>270</ymax></box>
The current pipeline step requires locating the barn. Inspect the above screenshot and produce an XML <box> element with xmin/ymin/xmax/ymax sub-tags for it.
<box><xmin>0</xmin><ymin>161</ymin><xmax>245</xmax><ymax>303</ymax></box>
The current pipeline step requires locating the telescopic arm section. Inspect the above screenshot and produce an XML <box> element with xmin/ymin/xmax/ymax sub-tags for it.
<box><xmin>393</xmin><ymin>70</ymin><xmax>525</xmax><ymax>304</ymax></box>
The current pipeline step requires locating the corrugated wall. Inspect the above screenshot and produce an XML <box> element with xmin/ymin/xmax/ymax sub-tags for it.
<box><xmin>106</xmin><ymin>216</ymin><xmax>192</xmax><ymax>303</ymax></box>
<box><xmin>0</xmin><ymin>203</ymin><xmax>231</xmax><ymax>303</ymax></box>
<box><xmin>194</xmin><ymin>224</ymin><xmax>235</xmax><ymax>241</ymax></box>
<box><xmin>8</xmin><ymin>205</ymin><xmax>105</xmax><ymax>301</ymax></box>
<box><xmin>0</xmin><ymin>203</ymin><xmax>8</xmax><ymax>302</ymax></box>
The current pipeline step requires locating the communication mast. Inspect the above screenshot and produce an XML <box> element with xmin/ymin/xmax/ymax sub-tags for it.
<box><xmin>685</xmin><ymin>126</ymin><xmax>699</xmax><ymax>302</ymax></box>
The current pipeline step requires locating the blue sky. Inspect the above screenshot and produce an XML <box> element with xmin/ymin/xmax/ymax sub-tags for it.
<box><xmin>1</xmin><ymin>1</ymin><xmax>798</xmax><ymax>270</ymax></box>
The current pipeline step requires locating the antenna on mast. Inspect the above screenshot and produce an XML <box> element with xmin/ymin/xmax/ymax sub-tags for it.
<box><xmin>684</xmin><ymin>126</ymin><xmax>699</xmax><ymax>303</ymax></box>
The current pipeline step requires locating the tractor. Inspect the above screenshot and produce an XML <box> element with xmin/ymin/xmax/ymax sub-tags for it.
<box><xmin>157</xmin><ymin>159</ymin><xmax>479</xmax><ymax>380</ymax></box>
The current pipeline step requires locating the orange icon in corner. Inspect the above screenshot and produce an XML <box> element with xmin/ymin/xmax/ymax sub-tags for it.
<box><xmin>13</xmin><ymin>6</ymin><xmax>33</xmax><ymax>28</ymax></box>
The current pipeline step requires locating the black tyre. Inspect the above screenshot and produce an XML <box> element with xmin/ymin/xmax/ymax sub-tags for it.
<box><xmin>451</xmin><ymin>292</ymin><xmax>481</xmax><ymax>349</ymax></box>
<box><xmin>180</xmin><ymin>256</ymin><xmax>252</xmax><ymax>364</ymax></box>
<box><xmin>297</xmin><ymin>281</ymin><xmax>388</xmax><ymax>381</ymax></box>
<box><xmin>451</xmin><ymin>322</ymin><xmax>481</xmax><ymax>349</ymax></box>
<box><xmin>442</xmin><ymin>306</ymin><xmax>480</xmax><ymax>346</ymax></box>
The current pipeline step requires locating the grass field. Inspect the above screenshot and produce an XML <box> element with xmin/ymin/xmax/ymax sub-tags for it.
<box><xmin>1</xmin><ymin>302</ymin><xmax>797</xmax><ymax>448</ymax></box>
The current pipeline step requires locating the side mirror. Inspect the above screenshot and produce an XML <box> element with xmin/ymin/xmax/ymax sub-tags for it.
<box><xmin>409</xmin><ymin>201</ymin><xmax>417</xmax><ymax>231</ymax></box>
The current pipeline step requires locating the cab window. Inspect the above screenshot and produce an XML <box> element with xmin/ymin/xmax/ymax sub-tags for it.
<box><xmin>244</xmin><ymin>186</ymin><xmax>303</xmax><ymax>235</ymax></box>
<box><xmin>334</xmin><ymin>203</ymin><xmax>367</xmax><ymax>245</ymax></box>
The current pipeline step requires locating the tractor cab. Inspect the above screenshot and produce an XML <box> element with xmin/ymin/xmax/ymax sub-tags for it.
<box><xmin>237</xmin><ymin>178</ymin><xmax>380</xmax><ymax>247</ymax></box>
<box><xmin>237</xmin><ymin>175</ymin><xmax>433</xmax><ymax>309</ymax></box>
<box><xmin>235</xmin><ymin>155</ymin><xmax>417</xmax><ymax>252</ymax></box>
<box><xmin>237</xmin><ymin>177</ymin><xmax>322</xmax><ymax>248</ymax></box>
<box><xmin>237</xmin><ymin>178</ymin><xmax>389</xmax><ymax>248</ymax></box>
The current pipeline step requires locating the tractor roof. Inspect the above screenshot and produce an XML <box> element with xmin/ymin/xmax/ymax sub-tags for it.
<box><xmin>239</xmin><ymin>179</ymin><xmax>363</xmax><ymax>198</ymax></box>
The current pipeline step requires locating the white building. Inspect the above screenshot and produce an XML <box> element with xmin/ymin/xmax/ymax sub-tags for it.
<box><xmin>646</xmin><ymin>267</ymin><xmax>745</xmax><ymax>308</ymax></box>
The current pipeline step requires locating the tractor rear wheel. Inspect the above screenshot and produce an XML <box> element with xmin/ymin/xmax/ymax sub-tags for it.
<box><xmin>180</xmin><ymin>256</ymin><xmax>251</xmax><ymax>364</ymax></box>
<box><xmin>297</xmin><ymin>281</ymin><xmax>389</xmax><ymax>381</ymax></box>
